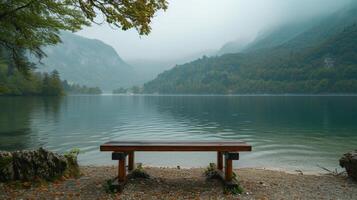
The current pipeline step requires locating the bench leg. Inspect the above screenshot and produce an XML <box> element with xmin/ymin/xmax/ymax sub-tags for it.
<box><xmin>225</xmin><ymin>158</ymin><xmax>233</xmax><ymax>181</ymax></box>
<box><xmin>118</xmin><ymin>157</ymin><xmax>127</xmax><ymax>182</ymax></box>
<box><xmin>128</xmin><ymin>151</ymin><xmax>135</xmax><ymax>171</ymax></box>
<box><xmin>217</xmin><ymin>151</ymin><xmax>223</xmax><ymax>170</ymax></box>
<box><xmin>224</xmin><ymin>152</ymin><xmax>239</xmax><ymax>182</ymax></box>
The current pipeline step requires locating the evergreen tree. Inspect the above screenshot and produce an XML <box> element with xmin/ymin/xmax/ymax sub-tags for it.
<box><xmin>0</xmin><ymin>0</ymin><xmax>168</xmax><ymax>75</ymax></box>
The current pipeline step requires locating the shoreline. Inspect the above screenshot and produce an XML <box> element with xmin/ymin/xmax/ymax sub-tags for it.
<box><xmin>1</xmin><ymin>166</ymin><xmax>356</xmax><ymax>199</ymax></box>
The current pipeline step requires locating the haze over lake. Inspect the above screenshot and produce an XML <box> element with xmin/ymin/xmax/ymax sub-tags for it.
<box><xmin>1</xmin><ymin>95</ymin><xmax>356</xmax><ymax>172</ymax></box>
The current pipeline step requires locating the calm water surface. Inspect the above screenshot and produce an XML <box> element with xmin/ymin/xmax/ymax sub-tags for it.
<box><xmin>1</xmin><ymin>95</ymin><xmax>357</xmax><ymax>172</ymax></box>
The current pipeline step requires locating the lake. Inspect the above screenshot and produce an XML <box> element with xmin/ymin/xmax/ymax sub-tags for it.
<box><xmin>1</xmin><ymin>95</ymin><xmax>357</xmax><ymax>172</ymax></box>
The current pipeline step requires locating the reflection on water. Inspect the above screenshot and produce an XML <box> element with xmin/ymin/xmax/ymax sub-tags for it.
<box><xmin>0</xmin><ymin>95</ymin><xmax>357</xmax><ymax>172</ymax></box>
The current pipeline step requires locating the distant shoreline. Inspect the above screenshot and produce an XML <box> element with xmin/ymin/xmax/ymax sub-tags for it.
<box><xmin>97</xmin><ymin>93</ymin><xmax>357</xmax><ymax>97</ymax></box>
<box><xmin>2</xmin><ymin>93</ymin><xmax>357</xmax><ymax>97</ymax></box>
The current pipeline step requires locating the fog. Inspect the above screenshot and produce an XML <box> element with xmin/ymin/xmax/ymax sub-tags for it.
<box><xmin>77</xmin><ymin>0</ymin><xmax>353</xmax><ymax>61</ymax></box>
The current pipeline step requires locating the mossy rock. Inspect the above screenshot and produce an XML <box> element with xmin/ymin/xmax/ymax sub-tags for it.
<box><xmin>0</xmin><ymin>148</ymin><xmax>80</xmax><ymax>183</ymax></box>
<box><xmin>0</xmin><ymin>152</ymin><xmax>14</xmax><ymax>182</ymax></box>
<box><xmin>340</xmin><ymin>150</ymin><xmax>357</xmax><ymax>181</ymax></box>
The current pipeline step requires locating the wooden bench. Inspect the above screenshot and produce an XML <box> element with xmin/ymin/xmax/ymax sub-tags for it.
<box><xmin>100</xmin><ymin>140</ymin><xmax>252</xmax><ymax>191</ymax></box>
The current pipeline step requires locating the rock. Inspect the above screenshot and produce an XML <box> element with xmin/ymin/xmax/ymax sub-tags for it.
<box><xmin>0</xmin><ymin>151</ymin><xmax>14</xmax><ymax>181</ymax></box>
<box><xmin>339</xmin><ymin>150</ymin><xmax>357</xmax><ymax>181</ymax></box>
<box><xmin>0</xmin><ymin>148</ymin><xmax>78</xmax><ymax>182</ymax></box>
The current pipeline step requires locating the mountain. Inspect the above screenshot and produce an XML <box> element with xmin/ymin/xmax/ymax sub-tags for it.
<box><xmin>128</xmin><ymin>59</ymin><xmax>176</xmax><ymax>86</ymax></box>
<box><xmin>216</xmin><ymin>2</ymin><xmax>357</xmax><ymax>56</ymax></box>
<box><xmin>216</xmin><ymin>39</ymin><xmax>250</xmax><ymax>55</ymax></box>
<box><xmin>128</xmin><ymin>49</ymin><xmax>216</xmax><ymax>85</ymax></box>
<box><xmin>144</xmin><ymin>4</ymin><xmax>357</xmax><ymax>94</ymax></box>
<box><xmin>214</xmin><ymin>18</ymin><xmax>318</xmax><ymax>56</ymax></box>
<box><xmin>34</xmin><ymin>32</ymin><xmax>135</xmax><ymax>91</ymax></box>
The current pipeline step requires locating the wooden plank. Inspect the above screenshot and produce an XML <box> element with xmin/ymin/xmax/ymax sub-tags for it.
<box><xmin>102</xmin><ymin>140</ymin><xmax>249</xmax><ymax>145</ymax></box>
<box><xmin>100</xmin><ymin>140</ymin><xmax>252</xmax><ymax>152</ymax></box>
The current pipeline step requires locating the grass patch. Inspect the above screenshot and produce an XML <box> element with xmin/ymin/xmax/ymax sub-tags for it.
<box><xmin>0</xmin><ymin>156</ymin><xmax>12</xmax><ymax>170</ymax></box>
<box><xmin>63</xmin><ymin>148</ymin><xmax>81</xmax><ymax>178</ymax></box>
<box><xmin>104</xmin><ymin>178</ymin><xmax>120</xmax><ymax>193</ymax></box>
<box><xmin>128</xmin><ymin>163</ymin><xmax>150</xmax><ymax>179</ymax></box>
<box><xmin>204</xmin><ymin>163</ymin><xmax>221</xmax><ymax>179</ymax></box>
<box><xmin>204</xmin><ymin>163</ymin><xmax>244</xmax><ymax>195</ymax></box>
<box><xmin>224</xmin><ymin>172</ymin><xmax>244</xmax><ymax>195</ymax></box>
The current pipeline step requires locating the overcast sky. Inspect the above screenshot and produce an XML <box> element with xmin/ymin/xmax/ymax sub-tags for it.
<box><xmin>77</xmin><ymin>0</ymin><xmax>352</xmax><ymax>61</ymax></box>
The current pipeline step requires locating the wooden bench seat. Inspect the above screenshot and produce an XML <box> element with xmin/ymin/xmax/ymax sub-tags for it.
<box><xmin>100</xmin><ymin>140</ymin><xmax>252</xmax><ymax>191</ymax></box>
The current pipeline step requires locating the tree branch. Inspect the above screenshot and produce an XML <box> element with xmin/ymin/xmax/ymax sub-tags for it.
<box><xmin>0</xmin><ymin>0</ymin><xmax>38</xmax><ymax>20</ymax></box>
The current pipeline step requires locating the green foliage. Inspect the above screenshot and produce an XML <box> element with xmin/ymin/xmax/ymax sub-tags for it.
<box><xmin>63</xmin><ymin>148</ymin><xmax>80</xmax><ymax>157</ymax></box>
<box><xmin>41</xmin><ymin>70</ymin><xmax>64</xmax><ymax>96</ymax></box>
<box><xmin>204</xmin><ymin>163</ymin><xmax>221</xmax><ymax>179</ymax></box>
<box><xmin>222</xmin><ymin>172</ymin><xmax>244</xmax><ymax>195</ymax></box>
<box><xmin>0</xmin><ymin>63</ymin><xmax>64</xmax><ymax>96</ymax></box>
<box><xmin>203</xmin><ymin>163</ymin><xmax>244</xmax><ymax>195</ymax></box>
<box><xmin>0</xmin><ymin>155</ymin><xmax>12</xmax><ymax>170</ymax></box>
<box><xmin>0</xmin><ymin>59</ymin><xmax>102</xmax><ymax>96</ymax></box>
<box><xmin>62</xmin><ymin>80</ymin><xmax>102</xmax><ymax>95</ymax></box>
<box><xmin>113</xmin><ymin>87</ymin><xmax>127</xmax><ymax>94</ymax></box>
<box><xmin>130</xmin><ymin>86</ymin><xmax>142</xmax><ymax>94</ymax></box>
<box><xmin>128</xmin><ymin>163</ymin><xmax>150</xmax><ymax>179</ymax></box>
<box><xmin>104</xmin><ymin>178</ymin><xmax>119</xmax><ymax>194</ymax></box>
<box><xmin>0</xmin><ymin>0</ymin><xmax>87</xmax><ymax>74</ymax></box>
<box><xmin>144</xmin><ymin>23</ymin><xmax>357</xmax><ymax>94</ymax></box>
<box><xmin>224</xmin><ymin>183</ymin><xmax>244</xmax><ymax>195</ymax></box>
<box><xmin>0</xmin><ymin>0</ymin><xmax>168</xmax><ymax>75</ymax></box>
<box><xmin>115</xmin><ymin>86</ymin><xmax>143</xmax><ymax>94</ymax></box>
<box><xmin>75</xmin><ymin>0</ymin><xmax>168</xmax><ymax>35</ymax></box>
<box><xmin>63</xmin><ymin>148</ymin><xmax>80</xmax><ymax>178</ymax></box>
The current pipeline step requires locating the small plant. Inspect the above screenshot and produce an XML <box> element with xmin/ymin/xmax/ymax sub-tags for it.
<box><xmin>224</xmin><ymin>184</ymin><xmax>244</xmax><ymax>195</ymax></box>
<box><xmin>204</xmin><ymin>163</ymin><xmax>244</xmax><ymax>195</ymax></box>
<box><xmin>204</xmin><ymin>163</ymin><xmax>220</xmax><ymax>179</ymax></box>
<box><xmin>224</xmin><ymin>172</ymin><xmax>244</xmax><ymax>195</ymax></box>
<box><xmin>63</xmin><ymin>148</ymin><xmax>81</xmax><ymax>178</ymax></box>
<box><xmin>104</xmin><ymin>178</ymin><xmax>119</xmax><ymax>193</ymax></box>
<box><xmin>0</xmin><ymin>156</ymin><xmax>12</xmax><ymax>173</ymax></box>
<box><xmin>128</xmin><ymin>163</ymin><xmax>150</xmax><ymax>179</ymax></box>
<box><xmin>64</xmin><ymin>148</ymin><xmax>80</xmax><ymax>158</ymax></box>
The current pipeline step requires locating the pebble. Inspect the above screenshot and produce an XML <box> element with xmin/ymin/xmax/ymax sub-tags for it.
<box><xmin>0</xmin><ymin>166</ymin><xmax>356</xmax><ymax>200</ymax></box>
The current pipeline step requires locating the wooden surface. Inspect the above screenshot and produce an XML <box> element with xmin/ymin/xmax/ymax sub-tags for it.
<box><xmin>128</xmin><ymin>152</ymin><xmax>134</xmax><ymax>170</ymax></box>
<box><xmin>217</xmin><ymin>152</ymin><xmax>223</xmax><ymax>170</ymax></box>
<box><xmin>225</xmin><ymin>158</ymin><xmax>233</xmax><ymax>181</ymax></box>
<box><xmin>118</xmin><ymin>158</ymin><xmax>126</xmax><ymax>182</ymax></box>
<box><xmin>100</xmin><ymin>140</ymin><xmax>252</xmax><ymax>152</ymax></box>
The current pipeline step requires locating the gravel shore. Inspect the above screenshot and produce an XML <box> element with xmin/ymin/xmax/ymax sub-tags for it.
<box><xmin>0</xmin><ymin>166</ymin><xmax>356</xmax><ymax>199</ymax></box>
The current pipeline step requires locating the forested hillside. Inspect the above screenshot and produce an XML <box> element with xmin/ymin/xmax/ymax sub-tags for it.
<box><xmin>34</xmin><ymin>32</ymin><xmax>135</xmax><ymax>91</ymax></box>
<box><xmin>0</xmin><ymin>62</ymin><xmax>102</xmax><ymax>96</ymax></box>
<box><xmin>144</xmin><ymin>5</ymin><xmax>357</xmax><ymax>94</ymax></box>
<box><xmin>0</xmin><ymin>61</ymin><xmax>64</xmax><ymax>96</ymax></box>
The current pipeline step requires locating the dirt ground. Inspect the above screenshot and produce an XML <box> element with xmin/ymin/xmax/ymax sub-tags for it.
<box><xmin>0</xmin><ymin>166</ymin><xmax>356</xmax><ymax>200</ymax></box>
